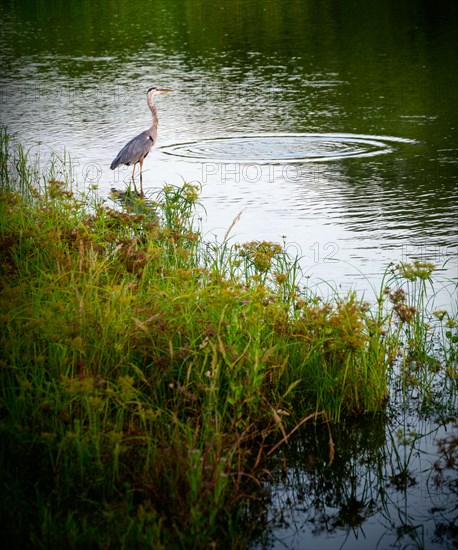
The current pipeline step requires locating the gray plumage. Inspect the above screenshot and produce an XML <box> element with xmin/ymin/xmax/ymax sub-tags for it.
<box><xmin>110</xmin><ymin>86</ymin><xmax>173</xmax><ymax>196</ymax></box>
<box><xmin>110</xmin><ymin>130</ymin><xmax>154</xmax><ymax>170</ymax></box>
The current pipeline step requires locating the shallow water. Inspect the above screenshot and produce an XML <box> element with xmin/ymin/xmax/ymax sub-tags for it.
<box><xmin>0</xmin><ymin>1</ymin><xmax>457</xmax><ymax>547</ymax></box>
<box><xmin>1</xmin><ymin>1</ymin><xmax>457</xmax><ymax>299</ymax></box>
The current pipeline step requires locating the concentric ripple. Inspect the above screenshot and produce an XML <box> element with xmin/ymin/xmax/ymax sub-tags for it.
<box><xmin>161</xmin><ymin>133</ymin><xmax>416</xmax><ymax>164</ymax></box>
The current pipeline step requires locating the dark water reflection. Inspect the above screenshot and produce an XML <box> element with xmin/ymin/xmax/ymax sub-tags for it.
<box><xmin>0</xmin><ymin>1</ymin><xmax>457</xmax><ymax>547</ymax></box>
<box><xmin>252</xmin><ymin>410</ymin><xmax>457</xmax><ymax>550</ymax></box>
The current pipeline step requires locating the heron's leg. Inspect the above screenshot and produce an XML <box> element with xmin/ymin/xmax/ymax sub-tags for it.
<box><xmin>131</xmin><ymin>164</ymin><xmax>138</xmax><ymax>194</ymax></box>
<box><xmin>139</xmin><ymin>157</ymin><xmax>144</xmax><ymax>197</ymax></box>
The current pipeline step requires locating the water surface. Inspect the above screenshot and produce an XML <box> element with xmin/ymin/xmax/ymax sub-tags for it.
<box><xmin>1</xmin><ymin>1</ymin><xmax>456</xmax><ymax>298</ymax></box>
<box><xmin>0</xmin><ymin>1</ymin><xmax>457</xmax><ymax>547</ymax></box>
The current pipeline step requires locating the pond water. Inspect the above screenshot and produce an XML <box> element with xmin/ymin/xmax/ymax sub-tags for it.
<box><xmin>253</xmin><ymin>385</ymin><xmax>458</xmax><ymax>550</ymax></box>
<box><xmin>1</xmin><ymin>1</ymin><xmax>457</xmax><ymax>547</ymax></box>
<box><xmin>1</xmin><ymin>0</ymin><xmax>457</xmax><ymax>300</ymax></box>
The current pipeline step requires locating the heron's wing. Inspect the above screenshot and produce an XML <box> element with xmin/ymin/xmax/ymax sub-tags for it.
<box><xmin>110</xmin><ymin>130</ymin><xmax>154</xmax><ymax>169</ymax></box>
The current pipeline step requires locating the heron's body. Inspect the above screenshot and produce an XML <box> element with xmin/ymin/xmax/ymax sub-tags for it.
<box><xmin>110</xmin><ymin>87</ymin><xmax>173</xmax><ymax>196</ymax></box>
<box><xmin>110</xmin><ymin>130</ymin><xmax>155</xmax><ymax>169</ymax></box>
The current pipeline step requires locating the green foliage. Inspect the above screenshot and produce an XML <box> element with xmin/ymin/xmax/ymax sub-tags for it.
<box><xmin>0</xmin><ymin>132</ymin><xmax>456</xmax><ymax>547</ymax></box>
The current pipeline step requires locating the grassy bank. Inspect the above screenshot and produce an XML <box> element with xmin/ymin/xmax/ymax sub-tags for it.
<box><xmin>0</xmin><ymin>129</ymin><xmax>456</xmax><ymax>547</ymax></box>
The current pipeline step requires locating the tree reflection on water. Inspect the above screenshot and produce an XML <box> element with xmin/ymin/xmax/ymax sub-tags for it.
<box><xmin>253</xmin><ymin>411</ymin><xmax>457</xmax><ymax>550</ymax></box>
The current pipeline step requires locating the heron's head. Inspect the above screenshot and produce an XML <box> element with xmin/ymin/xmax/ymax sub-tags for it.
<box><xmin>147</xmin><ymin>87</ymin><xmax>174</xmax><ymax>97</ymax></box>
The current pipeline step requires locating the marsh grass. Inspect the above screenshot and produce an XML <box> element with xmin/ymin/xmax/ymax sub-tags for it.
<box><xmin>0</xmin><ymin>130</ymin><xmax>456</xmax><ymax>547</ymax></box>
<box><xmin>378</xmin><ymin>261</ymin><xmax>458</xmax><ymax>412</ymax></box>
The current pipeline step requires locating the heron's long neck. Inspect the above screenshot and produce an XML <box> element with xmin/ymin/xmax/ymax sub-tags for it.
<box><xmin>147</xmin><ymin>95</ymin><xmax>159</xmax><ymax>140</ymax></box>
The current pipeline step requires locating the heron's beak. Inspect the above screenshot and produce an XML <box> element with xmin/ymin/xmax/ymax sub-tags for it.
<box><xmin>159</xmin><ymin>88</ymin><xmax>174</xmax><ymax>93</ymax></box>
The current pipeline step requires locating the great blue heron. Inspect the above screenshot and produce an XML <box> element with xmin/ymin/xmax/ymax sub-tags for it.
<box><xmin>110</xmin><ymin>86</ymin><xmax>173</xmax><ymax>196</ymax></box>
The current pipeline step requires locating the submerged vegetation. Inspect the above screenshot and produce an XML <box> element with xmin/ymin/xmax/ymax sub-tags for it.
<box><xmin>0</xmin><ymin>129</ymin><xmax>456</xmax><ymax>547</ymax></box>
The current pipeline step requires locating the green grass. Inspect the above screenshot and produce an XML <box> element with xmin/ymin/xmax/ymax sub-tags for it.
<box><xmin>0</xmin><ymin>128</ymin><xmax>456</xmax><ymax>547</ymax></box>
